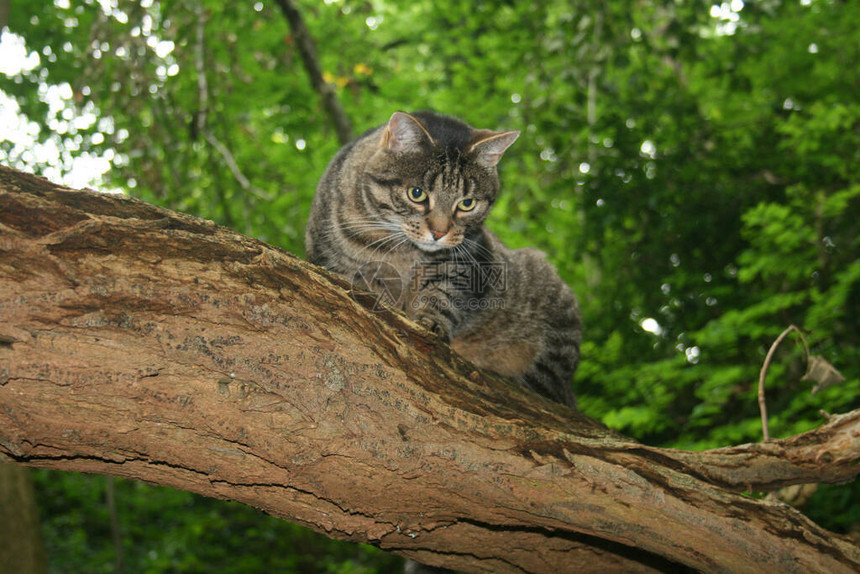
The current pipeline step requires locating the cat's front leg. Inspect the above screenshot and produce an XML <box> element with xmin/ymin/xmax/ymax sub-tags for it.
<box><xmin>408</xmin><ymin>287</ymin><xmax>458</xmax><ymax>342</ymax></box>
<box><xmin>407</xmin><ymin>259</ymin><xmax>480</xmax><ymax>341</ymax></box>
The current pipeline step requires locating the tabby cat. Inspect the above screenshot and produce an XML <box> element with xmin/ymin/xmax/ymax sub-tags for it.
<box><xmin>305</xmin><ymin>111</ymin><xmax>582</xmax><ymax>408</ymax></box>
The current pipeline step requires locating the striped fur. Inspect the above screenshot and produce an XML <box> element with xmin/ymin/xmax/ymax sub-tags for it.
<box><xmin>305</xmin><ymin>111</ymin><xmax>581</xmax><ymax>409</ymax></box>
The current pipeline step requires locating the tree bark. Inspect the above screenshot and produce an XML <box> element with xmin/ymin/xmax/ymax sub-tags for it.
<box><xmin>0</xmin><ymin>166</ymin><xmax>858</xmax><ymax>573</ymax></box>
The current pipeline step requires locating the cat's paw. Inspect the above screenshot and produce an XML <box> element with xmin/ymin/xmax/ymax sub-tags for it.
<box><xmin>417</xmin><ymin>316</ymin><xmax>451</xmax><ymax>342</ymax></box>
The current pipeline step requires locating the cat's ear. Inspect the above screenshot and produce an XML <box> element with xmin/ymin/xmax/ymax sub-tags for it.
<box><xmin>468</xmin><ymin>130</ymin><xmax>520</xmax><ymax>168</ymax></box>
<box><xmin>381</xmin><ymin>111</ymin><xmax>435</xmax><ymax>153</ymax></box>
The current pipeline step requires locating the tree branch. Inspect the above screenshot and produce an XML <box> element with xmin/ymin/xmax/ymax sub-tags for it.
<box><xmin>634</xmin><ymin>409</ymin><xmax>860</xmax><ymax>492</ymax></box>
<box><xmin>273</xmin><ymin>0</ymin><xmax>354</xmax><ymax>145</ymax></box>
<box><xmin>1</xmin><ymin>166</ymin><xmax>858</xmax><ymax>573</ymax></box>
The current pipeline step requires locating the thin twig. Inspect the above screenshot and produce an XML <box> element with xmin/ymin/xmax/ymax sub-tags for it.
<box><xmin>201</xmin><ymin>130</ymin><xmax>271</xmax><ymax>201</ymax></box>
<box><xmin>758</xmin><ymin>325</ymin><xmax>807</xmax><ymax>441</ymax></box>
<box><xmin>194</xmin><ymin>3</ymin><xmax>270</xmax><ymax>211</ymax></box>
<box><xmin>195</xmin><ymin>3</ymin><xmax>208</xmax><ymax>133</ymax></box>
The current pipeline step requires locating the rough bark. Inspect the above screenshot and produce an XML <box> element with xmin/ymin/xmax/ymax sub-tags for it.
<box><xmin>0</xmin><ymin>166</ymin><xmax>858</xmax><ymax>573</ymax></box>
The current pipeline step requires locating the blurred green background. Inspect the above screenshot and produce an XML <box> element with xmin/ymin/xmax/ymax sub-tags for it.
<box><xmin>1</xmin><ymin>0</ymin><xmax>858</xmax><ymax>571</ymax></box>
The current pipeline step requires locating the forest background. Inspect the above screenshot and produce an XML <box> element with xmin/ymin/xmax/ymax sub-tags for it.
<box><xmin>1</xmin><ymin>0</ymin><xmax>858</xmax><ymax>572</ymax></box>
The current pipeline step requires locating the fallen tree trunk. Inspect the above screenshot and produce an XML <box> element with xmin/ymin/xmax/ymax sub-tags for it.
<box><xmin>0</xmin><ymin>166</ymin><xmax>858</xmax><ymax>573</ymax></box>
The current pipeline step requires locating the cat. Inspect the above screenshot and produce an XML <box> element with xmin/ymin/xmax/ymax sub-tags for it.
<box><xmin>305</xmin><ymin>111</ymin><xmax>582</xmax><ymax>408</ymax></box>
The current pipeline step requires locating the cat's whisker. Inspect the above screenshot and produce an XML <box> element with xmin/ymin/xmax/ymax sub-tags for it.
<box><xmin>450</xmin><ymin>246</ymin><xmax>463</xmax><ymax>268</ymax></box>
<box><xmin>450</xmin><ymin>245</ymin><xmax>465</xmax><ymax>267</ymax></box>
<box><xmin>342</xmin><ymin>228</ymin><xmax>397</xmax><ymax>241</ymax></box>
<box><xmin>364</xmin><ymin>232</ymin><xmax>399</xmax><ymax>251</ymax></box>
<box><xmin>461</xmin><ymin>237</ymin><xmax>495</xmax><ymax>260</ymax></box>
<box><xmin>381</xmin><ymin>235</ymin><xmax>411</xmax><ymax>257</ymax></box>
<box><xmin>336</xmin><ymin>221</ymin><xmax>401</xmax><ymax>236</ymax></box>
<box><xmin>457</xmin><ymin>241</ymin><xmax>499</xmax><ymax>287</ymax></box>
<box><xmin>316</xmin><ymin>220</ymin><xmax>398</xmax><ymax>243</ymax></box>
<box><xmin>337</xmin><ymin>222</ymin><xmax>395</xmax><ymax>231</ymax></box>
<box><xmin>361</xmin><ymin>232</ymin><xmax>410</xmax><ymax>262</ymax></box>
<box><xmin>454</xmin><ymin>244</ymin><xmax>479</xmax><ymax>269</ymax></box>
<box><xmin>337</xmin><ymin>219</ymin><xmax>397</xmax><ymax>229</ymax></box>
<box><xmin>335</xmin><ymin>216</ymin><xmax>400</xmax><ymax>229</ymax></box>
<box><xmin>461</xmin><ymin>235</ymin><xmax>488</xmax><ymax>251</ymax></box>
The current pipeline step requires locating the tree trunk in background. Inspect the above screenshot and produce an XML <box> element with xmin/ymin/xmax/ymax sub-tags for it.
<box><xmin>0</xmin><ymin>464</ymin><xmax>48</xmax><ymax>574</ymax></box>
<box><xmin>1</xmin><ymin>166</ymin><xmax>859</xmax><ymax>573</ymax></box>
<box><xmin>273</xmin><ymin>0</ymin><xmax>354</xmax><ymax>145</ymax></box>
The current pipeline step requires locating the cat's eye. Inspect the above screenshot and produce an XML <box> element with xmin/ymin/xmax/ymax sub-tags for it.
<box><xmin>457</xmin><ymin>198</ymin><xmax>477</xmax><ymax>212</ymax></box>
<box><xmin>407</xmin><ymin>187</ymin><xmax>427</xmax><ymax>203</ymax></box>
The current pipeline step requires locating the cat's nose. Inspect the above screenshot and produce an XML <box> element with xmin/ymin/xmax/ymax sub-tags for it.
<box><xmin>429</xmin><ymin>228</ymin><xmax>447</xmax><ymax>240</ymax></box>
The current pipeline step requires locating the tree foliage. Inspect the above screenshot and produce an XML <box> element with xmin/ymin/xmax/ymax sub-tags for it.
<box><xmin>1</xmin><ymin>0</ymin><xmax>859</xmax><ymax>571</ymax></box>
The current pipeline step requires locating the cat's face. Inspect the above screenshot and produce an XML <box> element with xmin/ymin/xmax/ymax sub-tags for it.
<box><xmin>368</xmin><ymin>153</ymin><xmax>496</xmax><ymax>253</ymax></box>
<box><xmin>360</xmin><ymin>112</ymin><xmax>519</xmax><ymax>254</ymax></box>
